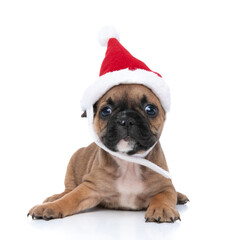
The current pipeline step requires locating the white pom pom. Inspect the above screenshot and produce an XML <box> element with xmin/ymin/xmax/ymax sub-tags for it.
<box><xmin>98</xmin><ymin>26</ymin><xmax>120</xmax><ymax>47</ymax></box>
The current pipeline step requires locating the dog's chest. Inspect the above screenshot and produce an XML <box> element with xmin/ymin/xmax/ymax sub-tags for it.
<box><xmin>114</xmin><ymin>158</ymin><xmax>144</xmax><ymax>209</ymax></box>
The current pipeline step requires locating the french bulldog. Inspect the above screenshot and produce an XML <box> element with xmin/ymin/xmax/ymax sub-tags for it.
<box><xmin>28</xmin><ymin>84</ymin><xmax>188</xmax><ymax>223</ymax></box>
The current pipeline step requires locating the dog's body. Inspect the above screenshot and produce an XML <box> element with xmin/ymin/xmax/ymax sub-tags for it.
<box><xmin>28</xmin><ymin>84</ymin><xmax>188</xmax><ymax>223</ymax></box>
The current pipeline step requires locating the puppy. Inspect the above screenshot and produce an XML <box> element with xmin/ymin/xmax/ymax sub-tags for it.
<box><xmin>28</xmin><ymin>84</ymin><xmax>188</xmax><ymax>223</ymax></box>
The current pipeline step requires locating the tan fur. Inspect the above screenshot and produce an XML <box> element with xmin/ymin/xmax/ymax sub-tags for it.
<box><xmin>28</xmin><ymin>84</ymin><xmax>188</xmax><ymax>223</ymax></box>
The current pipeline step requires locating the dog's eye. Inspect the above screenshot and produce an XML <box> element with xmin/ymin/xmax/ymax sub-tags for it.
<box><xmin>100</xmin><ymin>106</ymin><xmax>112</xmax><ymax>118</ymax></box>
<box><xmin>145</xmin><ymin>104</ymin><xmax>158</xmax><ymax>117</ymax></box>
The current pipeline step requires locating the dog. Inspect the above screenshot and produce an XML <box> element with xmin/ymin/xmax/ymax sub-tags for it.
<box><xmin>28</xmin><ymin>84</ymin><xmax>189</xmax><ymax>223</ymax></box>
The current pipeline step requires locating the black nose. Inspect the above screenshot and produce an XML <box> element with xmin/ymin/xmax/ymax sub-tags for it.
<box><xmin>117</xmin><ymin>117</ymin><xmax>135</xmax><ymax>127</ymax></box>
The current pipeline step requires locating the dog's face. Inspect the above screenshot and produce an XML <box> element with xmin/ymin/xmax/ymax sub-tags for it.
<box><xmin>93</xmin><ymin>84</ymin><xmax>166</xmax><ymax>155</ymax></box>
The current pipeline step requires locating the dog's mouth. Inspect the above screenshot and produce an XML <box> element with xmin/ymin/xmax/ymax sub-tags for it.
<box><xmin>106</xmin><ymin>135</ymin><xmax>155</xmax><ymax>155</ymax></box>
<box><xmin>115</xmin><ymin>136</ymin><xmax>136</xmax><ymax>154</ymax></box>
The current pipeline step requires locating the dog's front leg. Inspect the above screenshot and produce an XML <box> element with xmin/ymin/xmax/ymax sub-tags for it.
<box><xmin>28</xmin><ymin>183</ymin><xmax>101</xmax><ymax>220</ymax></box>
<box><xmin>145</xmin><ymin>188</ymin><xmax>180</xmax><ymax>223</ymax></box>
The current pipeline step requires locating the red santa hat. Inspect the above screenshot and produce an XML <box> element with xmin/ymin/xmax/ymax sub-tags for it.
<box><xmin>81</xmin><ymin>26</ymin><xmax>170</xmax><ymax>113</ymax></box>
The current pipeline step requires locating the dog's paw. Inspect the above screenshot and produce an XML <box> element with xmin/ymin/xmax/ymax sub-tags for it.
<box><xmin>177</xmin><ymin>192</ymin><xmax>189</xmax><ymax>205</ymax></box>
<box><xmin>28</xmin><ymin>203</ymin><xmax>63</xmax><ymax>220</ymax></box>
<box><xmin>145</xmin><ymin>205</ymin><xmax>180</xmax><ymax>223</ymax></box>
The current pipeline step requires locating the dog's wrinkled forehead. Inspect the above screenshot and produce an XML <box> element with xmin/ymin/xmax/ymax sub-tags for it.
<box><xmin>94</xmin><ymin>84</ymin><xmax>164</xmax><ymax>113</ymax></box>
<box><xmin>102</xmin><ymin>93</ymin><xmax>146</xmax><ymax>110</ymax></box>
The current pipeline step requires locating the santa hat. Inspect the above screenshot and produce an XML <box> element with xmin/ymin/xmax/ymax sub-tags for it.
<box><xmin>81</xmin><ymin>26</ymin><xmax>170</xmax><ymax>113</ymax></box>
<box><xmin>80</xmin><ymin>27</ymin><xmax>171</xmax><ymax>179</ymax></box>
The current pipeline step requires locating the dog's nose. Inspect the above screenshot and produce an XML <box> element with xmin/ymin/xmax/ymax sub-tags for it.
<box><xmin>117</xmin><ymin>118</ymin><xmax>135</xmax><ymax>127</ymax></box>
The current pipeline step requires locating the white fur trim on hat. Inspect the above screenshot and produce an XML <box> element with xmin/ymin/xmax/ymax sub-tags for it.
<box><xmin>81</xmin><ymin>68</ymin><xmax>171</xmax><ymax>113</ymax></box>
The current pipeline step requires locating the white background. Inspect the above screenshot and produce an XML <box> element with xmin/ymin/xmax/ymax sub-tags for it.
<box><xmin>0</xmin><ymin>0</ymin><xmax>240</xmax><ymax>239</ymax></box>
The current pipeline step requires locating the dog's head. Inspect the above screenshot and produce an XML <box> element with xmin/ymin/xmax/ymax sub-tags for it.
<box><xmin>88</xmin><ymin>84</ymin><xmax>166</xmax><ymax>155</ymax></box>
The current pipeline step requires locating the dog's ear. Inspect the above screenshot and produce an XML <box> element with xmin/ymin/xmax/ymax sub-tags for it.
<box><xmin>81</xmin><ymin>111</ymin><xmax>87</xmax><ymax>118</ymax></box>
